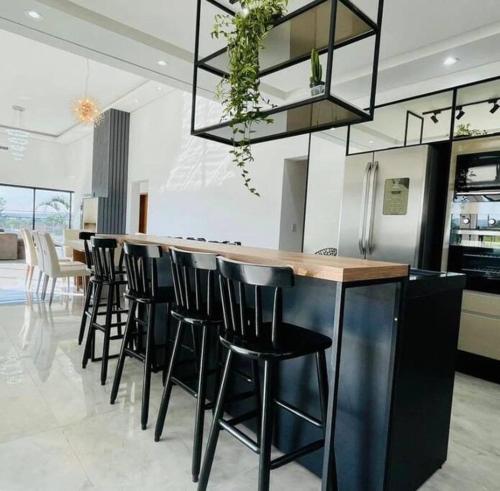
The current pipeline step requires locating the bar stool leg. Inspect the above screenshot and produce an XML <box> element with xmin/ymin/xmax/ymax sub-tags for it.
<box><xmin>252</xmin><ymin>359</ymin><xmax>262</xmax><ymax>445</ymax></box>
<box><xmin>110</xmin><ymin>300</ymin><xmax>137</xmax><ymax>404</ymax></box>
<box><xmin>162</xmin><ymin>303</ymin><xmax>171</xmax><ymax>386</ymax></box>
<box><xmin>192</xmin><ymin>323</ymin><xmax>209</xmax><ymax>483</ymax></box>
<box><xmin>154</xmin><ymin>320</ymin><xmax>184</xmax><ymax>441</ymax></box>
<box><xmin>197</xmin><ymin>350</ymin><xmax>234</xmax><ymax>491</ymax></box>
<box><xmin>100</xmin><ymin>285</ymin><xmax>114</xmax><ymax>385</ymax></box>
<box><xmin>258</xmin><ymin>360</ymin><xmax>277</xmax><ymax>491</ymax></box>
<box><xmin>141</xmin><ymin>303</ymin><xmax>156</xmax><ymax>430</ymax></box>
<box><xmin>316</xmin><ymin>350</ymin><xmax>329</xmax><ymax>425</ymax></box>
<box><xmin>115</xmin><ymin>284</ymin><xmax>122</xmax><ymax>336</ymax></box>
<box><xmin>82</xmin><ymin>282</ymin><xmax>102</xmax><ymax>369</ymax></box>
<box><xmin>78</xmin><ymin>281</ymin><xmax>93</xmax><ymax>345</ymax></box>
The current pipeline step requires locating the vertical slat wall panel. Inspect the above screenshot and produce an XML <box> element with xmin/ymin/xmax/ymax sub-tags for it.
<box><xmin>93</xmin><ymin>109</ymin><xmax>130</xmax><ymax>234</ymax></box>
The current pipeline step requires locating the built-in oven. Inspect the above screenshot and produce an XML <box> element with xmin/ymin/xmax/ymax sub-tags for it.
<box><xmin>448</xmin><ymin>245</ymin><xmax>500</xmax><ymax>294</ymax></box>
<box><xmin>455</xmin><ymin>151</ymin><xmax>500</xmax><ymax>201</ymax></box>
<box><xmin>448</xmin><ymin>211</ymin><xmax>500</xmax><ymax>293</ymax></box>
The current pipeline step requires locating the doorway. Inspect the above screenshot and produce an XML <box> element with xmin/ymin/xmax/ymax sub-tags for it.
<box><xmin>139</xmin><ymin>193</ymin><xmax>148</xmax><ymax>233</ymax></box>
<box><xmin>279</xmin><ymin>158</ymin><xmax>308</xmax><ymax>252</ymax></box>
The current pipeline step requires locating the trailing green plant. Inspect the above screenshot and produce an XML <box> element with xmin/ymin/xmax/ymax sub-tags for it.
<box><xmin>310</xmin><ymin>48</ymin><xmax>323</xmax><ymax>88</ymax></box>
<box><xmin>455</xmin><ymin>123</ymin><xmax>488</xmax><ymax>137</ymax></box>
<box><xmin>212</xmin><ymin>0</ymin><xmax>288</xmax><ymax>196</ymax></box>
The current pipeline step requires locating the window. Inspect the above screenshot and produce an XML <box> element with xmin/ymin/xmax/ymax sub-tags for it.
<box><xmin>0</xmin><ymin>184</ymin><xmax>72</xmax><ymax>242</ymax></box>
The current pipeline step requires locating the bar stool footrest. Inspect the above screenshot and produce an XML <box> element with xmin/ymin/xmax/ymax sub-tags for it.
<box><xmin>219</xmin><ymin>419</ymin><xmax>259</xmax><ymax>453</ymax></box>
<box><xmin>274</xmin><ymin>398</ymin><xmax>323</xmax><ymax>428</ymax></box>
<box><xmin>270</xmin><ymin>439</ymin><xmax>324</xmax><ymax>470</ymax></box>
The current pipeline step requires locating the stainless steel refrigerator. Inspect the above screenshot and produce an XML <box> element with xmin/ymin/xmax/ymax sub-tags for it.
<box><xmin>338</xmin><ymin>145</ymin><xmax>442</xmax><ymax>268</ymax></box>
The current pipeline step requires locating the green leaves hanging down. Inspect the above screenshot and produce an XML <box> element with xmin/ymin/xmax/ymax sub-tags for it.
<box><xmin>212</xmin><ymin>0</ymin><xmax>288</xmax><ymax>197</ymax></box>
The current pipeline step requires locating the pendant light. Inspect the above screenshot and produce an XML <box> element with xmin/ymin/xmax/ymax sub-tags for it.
<box><xmin>73</xmin><ymin>59</ymin><xmax>103</xmax><ymax>126</ymax></box>
<box><xmin>7</xmin><ymin>105</ymin><xmax>29</xmax><ymax>161</ymax></box>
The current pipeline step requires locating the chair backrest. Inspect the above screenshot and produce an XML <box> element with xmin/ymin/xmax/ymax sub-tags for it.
<box><xmin>315</xmin><ymin>247</ymin><xmax>337</xmax><ymax>256</ymax></box>
<box><xmin>63</xmin><ymin>229</ymin><xmax>81</xmax><ymax>259</ymax></box>
<box><xmin>32</xmin><ymin>231</ymin><xmax>45</xmax><ymax>273</ymax></box>
<box><xmin>21</xmin><ymin>229</ymin><xmax>37</xmax><ymax>267</ymax></box>
<box><xmin>123</xmin><ymin>242</ymin><xmax>162</xmax><ymax>298</ymax></box>
<box><xmin>216</xmin><ymin>256</ymin><xmax>294</xmax><ymax>346</ymax></box>
<box><xmin>169</xmin><ymin>247</ymin><xmax>217</xmax><ymax>317</ymax></box>
<box><xmin>38</xmin><ymin>232</ymin><xmax>61</xmax><ymax>277</ymax></box>
<box><xmin>91</xmin><ymin>237</ymin><xmax>119</xmax><ymax>282</ymax></box>
<box><xmin>79</xmin><ymin>231</ymin><xmax>96</xmax><ymax>268</ymax></box>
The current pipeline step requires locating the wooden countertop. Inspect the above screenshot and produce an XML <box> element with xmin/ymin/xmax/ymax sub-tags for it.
<box><xmin>99</xmin><ymin>234</ymin><xmax>409</xmax><ymax>283</ymax></box>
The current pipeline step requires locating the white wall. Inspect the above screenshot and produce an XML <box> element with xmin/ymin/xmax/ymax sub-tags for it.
<box><xmin>303</xmin><ymin>131</ymin><xmax>347</xmax><ymax>253</ymax></box>
<box><xmin>127</xmin><ymin>90</ymin><xmax>309</xmax><ymax>248</ymax></box>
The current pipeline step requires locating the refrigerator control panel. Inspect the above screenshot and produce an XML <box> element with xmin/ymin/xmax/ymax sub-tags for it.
<box><xmin>383</xmin><ymin>178</ymin><xmax>410</xmax><ymax>215</ymax></box>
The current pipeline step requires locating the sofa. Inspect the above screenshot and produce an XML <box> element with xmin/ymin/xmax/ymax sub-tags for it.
<box><xmin>0</xmin><ymin>232</ymin><xmax>18</xmax><ymax>260</ymax></box>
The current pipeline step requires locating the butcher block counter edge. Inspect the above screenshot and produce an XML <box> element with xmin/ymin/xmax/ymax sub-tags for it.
<box><xmin>95</xmin><ymin>234</ymin><xmax>410</xmax><ymax>283</ymax></box>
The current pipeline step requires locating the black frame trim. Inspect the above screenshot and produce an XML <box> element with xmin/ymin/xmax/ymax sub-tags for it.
<box><xmin>0</xmin><ymin>182</ymin><xmax>74</xmax><ymax>232</ymax></box>
<box><xmin>192</xmin><ymin>0</ymin><xmax>383</xmax><ymax>144</ymax></box>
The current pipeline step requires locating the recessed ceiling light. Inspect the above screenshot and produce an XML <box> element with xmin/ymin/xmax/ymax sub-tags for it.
<box><xmin>443</xmin><ymin>56</ymin><xmax>459</xmax><ymax>66</ymax></box>
<box><xmin>157</xmin><ymin>60</ymin><xmax>167</xmax><ymax>67</ymax></box>
<box><xmin>369</xmin><ymin>140</ymin><xmax>374</xmax><ymax>144</ymax></box>
<box><xmin>25</xmin><ymin>10</ymin><xmax>43</xmax><ymax>21</ymax></box>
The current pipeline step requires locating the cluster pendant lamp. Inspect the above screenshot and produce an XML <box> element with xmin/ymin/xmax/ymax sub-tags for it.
<box><xmin>74</xmin><ymin>59</ymin><xmax>103</xmax><ymax>126</ymax></box>
<box><xmin>191</xmin><ymin>0</ymin><xmax>385</xmax><ymax>144</ymax></box>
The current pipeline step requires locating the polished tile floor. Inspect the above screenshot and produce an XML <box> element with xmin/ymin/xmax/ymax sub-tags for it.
<box><xmin>0</xmin><ymin>262</ymin><xmax>499</xmax><ymax>490</ymax></box>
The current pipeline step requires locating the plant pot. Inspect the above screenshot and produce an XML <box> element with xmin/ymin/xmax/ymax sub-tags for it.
<box><xmin>310</xmin><ymin>83</ymin><xmax>325</xmax><ymax>97</ymax></box>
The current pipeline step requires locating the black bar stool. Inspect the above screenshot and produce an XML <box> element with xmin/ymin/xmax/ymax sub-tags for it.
<box><xmin>110</xmin><ymin>242</ymin><xmax>175</xmax><ymax>430</ymax></box>
<box><xmin>78</xmin><ymin>231</ymin><xmax>96</xmax><ymax>345</ymax></box>
<box><xmin>197</xmin><ymin>257</ymin><xmax>333</xmax><ymax>491</ymax></box>
<box><xmin>82</xmin><ymin>238</ymin><xmax>128</xmax><ymax>385</ymax></box>
<box><xmin>154</xmin><ymin>247</ymin><xmax>224</xmax><ymax>483</ymax></box>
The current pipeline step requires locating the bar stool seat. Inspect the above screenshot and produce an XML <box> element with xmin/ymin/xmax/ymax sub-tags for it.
<box><xmin>220</xmin><ymin>323</ymin><xmax>331</xmax><ymax>360</ymax></box>
<box><xmin>126</xmin><ymin>285</ymin><xmax>175</xmax><ymax>305</ymax></box>
<box><xmin>171</xmin><ymin>304</ymin><xmax>223</xmax><ymax>326</ymax></box>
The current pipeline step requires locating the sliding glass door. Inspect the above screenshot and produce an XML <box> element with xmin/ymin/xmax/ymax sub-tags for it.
<box><xmin>0</xmin><ymin>184</ymin><xmax>72</xmax><ymax>242</ymax></box>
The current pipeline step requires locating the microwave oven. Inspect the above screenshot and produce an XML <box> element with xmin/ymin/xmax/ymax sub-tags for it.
<box><xmin>455</xmin><ymin>151</ymin><xmax>500</xmax><ymax>199</ymax></box>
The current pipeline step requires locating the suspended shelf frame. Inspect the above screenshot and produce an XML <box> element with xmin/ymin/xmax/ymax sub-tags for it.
<box><xmin>191</xmin><ymin>0</ymin><xmax>385</xmax><ymax>145</ymax></box>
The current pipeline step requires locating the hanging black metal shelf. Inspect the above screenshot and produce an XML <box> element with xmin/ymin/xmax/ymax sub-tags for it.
<box><xmin>191</xmin><ymin>0</ymin><xmax>384</xmax><ymax>145</ymax></box>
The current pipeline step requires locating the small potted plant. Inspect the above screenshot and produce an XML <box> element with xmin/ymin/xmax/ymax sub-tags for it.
<box><xmin>310</xmin><ymin>48</ymin><xmax>325</xmax><ymax>96</ymax></box>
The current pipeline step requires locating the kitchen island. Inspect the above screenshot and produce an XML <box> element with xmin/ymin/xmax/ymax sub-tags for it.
<box><xmin>107</xmin><ymin>235</ymin><xmax>464</xmax><ymax>491</ymax></box>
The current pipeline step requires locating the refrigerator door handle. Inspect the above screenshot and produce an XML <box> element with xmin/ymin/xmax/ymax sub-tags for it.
<box><xmin>366</xmin><ymin>161</ymin><xmax>379</xmax><ymax>255</ymax></box>
<box><xmin>358</xmin><ymin>162</ymin><xmax>372</xmax><ymax>255</ymax></box>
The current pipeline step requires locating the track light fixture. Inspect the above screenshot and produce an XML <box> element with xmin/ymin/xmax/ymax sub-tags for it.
<box><xmin>431</xmin><ymin>111</ymin><xmax>441</xmax><ymax>124</ymax></box>
<box><xmin>456</xmin><ymin>106</ymin><xmax>465</xmax><ymax>120</ymax></box>
<box><xmin>489</xmin><ymin>99</ymin><xmax>499</xmax><ymax>114</ymax></box>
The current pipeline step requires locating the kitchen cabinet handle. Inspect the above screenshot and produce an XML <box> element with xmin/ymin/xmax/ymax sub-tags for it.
<box><xmin>358</xmin><ymin>162</ymin><xmax>372</xmax><ymax>256</ymax></box>
<box><xmin>366</xmin><ymin>161</ymin><xmax>379</xmax><ymax>255</ymax></box>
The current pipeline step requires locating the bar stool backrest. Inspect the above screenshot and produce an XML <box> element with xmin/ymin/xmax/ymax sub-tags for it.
<box><xmin>91</xmin><ymin>237</ymin><xmax>119</xmax><ymax>282</ymax></box>
<box><xmin>79</xmin><ymin>231</ymin><xmax>96</xmax><ymax>269</ymax></box>
<box><xmin>216</xmin><ymin>257</ymin><xmax>294</xmax><ymax>346</ymax></box>
<box><xmin>123</xmin><ymin>242</ymin><xmax>162</xmax><ymax>299</ymax></box>
<box><xmin>169</xmin><ymin>247</ymin><xmax>217</xmax><ymax>317</ymax></box>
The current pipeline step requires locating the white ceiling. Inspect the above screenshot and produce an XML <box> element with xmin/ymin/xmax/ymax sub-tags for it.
<box><xmin>0</xmin><ymin>0</ymin><xmax>500</xmax><ymax>139</ymax></box>
<box><xmin>0</xmin><ymin>29</ymin><xmax>148</xmax><ymax>135</ymax></box>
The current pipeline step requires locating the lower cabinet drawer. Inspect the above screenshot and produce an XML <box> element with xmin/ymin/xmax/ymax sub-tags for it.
<box><xmin>459</xmin><ymin>290</ymin><xmax>500</xmax><ymax>360</ymax></box>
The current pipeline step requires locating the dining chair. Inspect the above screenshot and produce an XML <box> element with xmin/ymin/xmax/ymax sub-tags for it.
<box><xmin>38</xmin><ymin>232</ymin><xmax>90</xmax><ymax>304</ymax></box>
<box><xmin>20</xmin><ymin>229</ymin><xmax>37</xmax><ymax>289</ymax></box>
